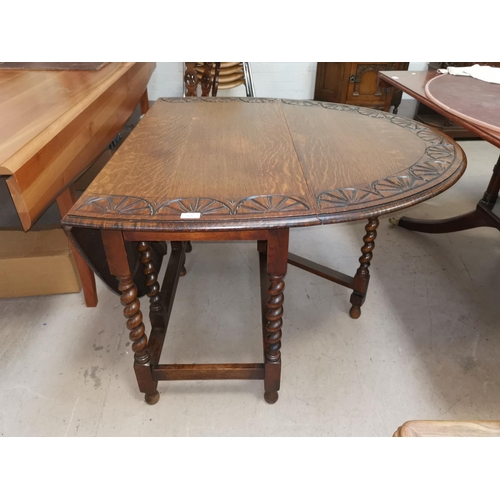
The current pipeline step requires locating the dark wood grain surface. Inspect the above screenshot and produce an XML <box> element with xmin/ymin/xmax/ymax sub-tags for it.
<box><xmin>379</xmin><ymin>70</ymin><xmax>438</xmax><ymax>102</ymax></box>
<box><xmin>379</xmin><ymin>70</ymin><xmax>500</xmax><ymax>148</ymax></box>
<box><xmin>425</xmin><ymin>74</ymin><xmax>500</xmax><ymax>134</ymax></box>
<box><xmin>63</xmin><ymin>97</ymin><xmax>466</xmax><ymax>232</ymax></box>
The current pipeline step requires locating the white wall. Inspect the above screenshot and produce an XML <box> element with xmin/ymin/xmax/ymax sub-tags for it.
<box><xmin>407</xmin><ymin>62</ymin><xmax>428</xmax><ymax>72</ymax></box>
<box><xmin>397</xmin><ymin>61</ymin><xmax>428</xmax><ymax>117</ymax></box>
<box><xmin>148</xmin><ymin>62</ymin><xmax>428</xmax><ymax>117</ymax></box>
<box><xmin>147</xmin><ymin>62</ymin><xmax>317</xmax><ymax>100</ymax></box>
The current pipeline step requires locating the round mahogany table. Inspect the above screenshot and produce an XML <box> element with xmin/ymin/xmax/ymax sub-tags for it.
<box><xmin>379</xmin><ymin>70</ymin><xmax>500</xmax><ymax>234</ymax></box>
<box><xmin>63</xmin><ymin>98</ymin><xmax>466</xmax><ymax>405</ymax></box>
<box><xmin>425</xmin><ymin>73</ymin><xmax>500</xmax><ymax>135</ymax></box>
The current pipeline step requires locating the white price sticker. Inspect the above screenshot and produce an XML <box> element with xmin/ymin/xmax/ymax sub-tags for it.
<box><xmin>180</xmin><ymin>212</ymin><xmax>201</xmax><ymax>219</ymax></box>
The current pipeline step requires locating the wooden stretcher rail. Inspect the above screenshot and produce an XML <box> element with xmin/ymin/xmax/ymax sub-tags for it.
<box><xmin>287</xmin><ymin>252</ymin><xmax>354</xmax><ymax>289</ymax></box>
<box><xmin>153</xmin><ymin>363</ymin><xmax>265</xmax><ymax>381</ymax></box>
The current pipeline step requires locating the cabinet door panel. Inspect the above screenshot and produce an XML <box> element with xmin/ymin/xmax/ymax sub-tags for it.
<box><xmin>314</xmin><ymin>62</ymin><xmax>349</xmax><ymax>103</ymax></box>
<box><xmin>314</xmin><ymin>62</ymin><xmax>409</xmax><ymax>109</ymax></box>
<box><xmin>346</xmin><ymin>62</ymin><xmax>396</xmax><ymax>107</ymax></box>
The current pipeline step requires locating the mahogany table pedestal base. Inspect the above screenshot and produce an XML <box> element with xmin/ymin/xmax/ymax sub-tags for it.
<box><xmin>391</xmin><ymin>155</ymin><xmax>500</xmax><ymax>235</ymax></box>
<box><xmin>378</xmin><ymin>70</ymin><xmax>500</xmax><ymax>237</ymax></box>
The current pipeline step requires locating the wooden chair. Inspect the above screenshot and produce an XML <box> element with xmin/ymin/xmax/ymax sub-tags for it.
<box><xmin>183</xmin><ymin>62</ymin><xmax>255</xmax><ymax>97</ymax></box>
<box><xmin>393</xmin><ymin>420</ymin><xmax>500</xmax><ymax>437</ymax></box>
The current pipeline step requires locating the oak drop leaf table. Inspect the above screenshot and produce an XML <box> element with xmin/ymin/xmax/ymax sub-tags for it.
<box><xmin>62</xmin><ymin>97</ymin><xmax>466</xmax><ymax>405</ymax></box>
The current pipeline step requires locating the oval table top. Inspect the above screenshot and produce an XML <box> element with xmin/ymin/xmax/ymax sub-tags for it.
<box><xmin>425</xmin><ymin>73</ymin><xmax>500</xmax><ymax>134</ymax></box>
<box><xmin>63</xmin><ymin>97</ymin><xmax>466</xmax><ymax>232</ymax></box>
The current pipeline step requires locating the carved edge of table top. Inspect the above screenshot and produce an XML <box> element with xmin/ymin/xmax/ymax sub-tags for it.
<box><xmin>281</xmin><ymin>100</ymin><xmax>462</xmax><ymax>212</ymax></box>
<box><xmin>163</xmin><ymin>99</ymin><xmax>464</xmax><ymax>214</ymax></box>
<box><xmin>62</xmin><ymin>213</ymin><xmax>323</xmax><ymax>232</ymax></box>
<box><xmin>64</xmin><ymin>166</ymin><xmax>465</xmax><ymax>231</ymax></box>
<box><xmin>65</xmin><ymin>98</ymin><xmax>466</xmax><ymax>231</ymax></box>
<box><xmin>160</xmin><ymin>97</ymin><xmax>277</xmax><ymax>104</ymax></box>
<box><xmin>72</xmin><ymin>193</ymin><xmax>311</xmax><ymax>217</ymax></box>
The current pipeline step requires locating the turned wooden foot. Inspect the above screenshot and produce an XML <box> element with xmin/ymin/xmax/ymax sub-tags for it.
<box><xmin>180</xmin><ymin>265</ymin><xmax>187</xmax><ymax>276</ymax></box>
<box><xmin>349</xmin><ymin>305</ymin><xmax>361</xmax><ymax>319</ymax></box>
<box><xmin>349</xmin><ymin>218</ymin><xmax>379</xmax><ymax>319</ymax></box>
<box><xmin>145</xmin><ymin>390</ymin><xmax>160</xmax><ymax>405</ymax></box>
<box><xmin>264</xmin><ymin>391</ymin><xmax>279</xmax><ymax>404</ymax></box>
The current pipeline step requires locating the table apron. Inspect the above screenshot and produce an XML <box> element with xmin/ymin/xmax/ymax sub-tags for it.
<box><xmin>122</xmin><ymin>229</ymin><xmax>269</xmax><ymax>242</ymax></box>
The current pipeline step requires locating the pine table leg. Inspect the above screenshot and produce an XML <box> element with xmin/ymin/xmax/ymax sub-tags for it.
<box><xmin>140</xmin><ymin>88</ymin><xmax>150</xmax><ymax>115</ymax></box>
<box><xmin>57</xmin><ymin>186</ymin><xmax>98</xmax><ymax>307</ymax></box>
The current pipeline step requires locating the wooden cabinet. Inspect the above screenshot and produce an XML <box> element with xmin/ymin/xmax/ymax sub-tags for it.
<box><xmin>314</xmin><ymin>62</ymin><xmax>409</xmax><ymax>111</ymax></box>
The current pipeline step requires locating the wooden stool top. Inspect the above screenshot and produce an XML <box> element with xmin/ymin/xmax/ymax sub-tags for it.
<box><xmin>63</xmin><ymin>98</ymin><xmax>466</xmax><ymax>233</ymax></box>
<box><xmin>394</xmin><ymin>420</ymin><xmax>500</xmax><ymax>437</ymax></box>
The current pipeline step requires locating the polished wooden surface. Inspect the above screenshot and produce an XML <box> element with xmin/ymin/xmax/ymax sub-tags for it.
<box><xmin>0</xmin><ymin>62</ymin><xmax>156</xmax><ymax>230</ymax></box>
<box><xmin>394</xmin><ymin>420</ymin><xmax>500</xmax><ymax>437</ymax></box>
<box><xmin>425</xmin><ymin>74</ymin><xmax>500</xmax><ymax>134</ymax></box>
<box><xmin>408</xmin><ymin>63</ymin><xmax>500</xmax><ymax>139</ymax></box>
<box><xmin>378</xmin><ymin>70</ymin><xmax>500</xmax><ymax>148</ymax></box>
<box><xmin>56</xmin><ymin>186</ymin><xmax>97</xmax><ymax>306</ymax></box>
<box><xmin>65</xmin><ymin>98</ymin><xmax>466</xmax><ymax>232</ymax></box>
<box><xmin>380</xmin><ymin>69</ymin><xmax>500</xmax><ymax>235</ymax></box>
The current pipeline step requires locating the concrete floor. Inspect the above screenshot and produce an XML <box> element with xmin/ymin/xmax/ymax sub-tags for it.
<box><xmin>1</xmin><ymin>140</ymin><xmax>499</xmax><ymax>436</ymax></box>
